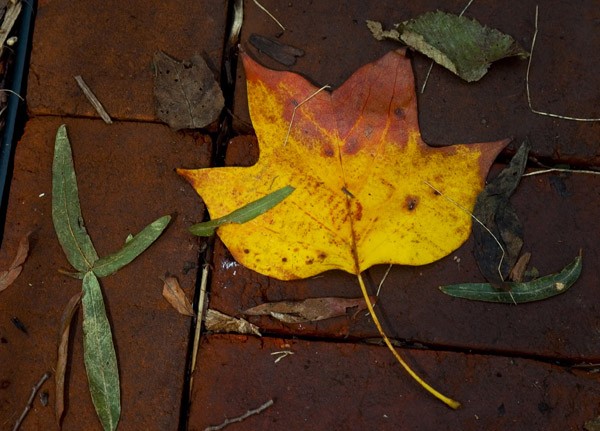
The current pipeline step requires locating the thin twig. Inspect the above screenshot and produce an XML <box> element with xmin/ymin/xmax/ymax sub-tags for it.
<box><xmin>13</xmin><ymin>372</ymin><xmax>51</xmax><ymax>431</ymax></box>
<box><xmin>204</xmin><ymin>399</ymin><xmax>274</xmax><ymax>431</ymax></box>
<box><xmin>189</xmin><ymin>264</ymin><xmax>210</xmax><ymax>398</ymax></box>
<box><xmin>424</xmin><ymin>181</ymin><xmax>506</xmax><ymax>281</ymax></box>
<box><xmin>526</xmin><ymin>6</ymin><xmax>600</xmax><ymax>122</ymax></box>
<box><xmin>74</xmin><ymin>75</ymin><xmax>113</xmax><ymax>124</ymax></box>
<box><xmin>283</xmin><ymin>85</ymin><xmax>330</xmax><ymax>146</ymax></box>
<box><xmin>420</xmin><ymin>0</ymin><xmax>474</xmax><ymax>93</ymax></box>
<box><xmin>271</xmin><ymin>350</ymin><xmax>294</xmax><ymax>363</ymax></box>
<box><xmin>523</xmin><ymin>168</ymin><xmax>600</xmax><ymax>177</ymax></box>
<box><xmin>253</xmin><ymin>0</ymin><xmax>285</xmax><ymax>32</ymax></box>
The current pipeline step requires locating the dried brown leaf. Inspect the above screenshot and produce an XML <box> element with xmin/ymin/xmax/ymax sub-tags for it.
<box><xmin>243</xmin><ymin>296</ymin><xmax>371</xmax><ymax>323</ymax></box>
<box><xmin>205</xmin><ymin>309</ymin><xmax>261</xmax><ymax>336</ymax></box>
<box><xmin>55</xmin><ymin>291</ymin><xmax>82</xmax><ymax>425</ymax></box>
<box><xmin>509</xmin><ymin>252</ymin><xmax>532</xmax><ymax>282</ymax></box>
<box><xmin>162</xmin><ymin>275</ymin><xmax>194</xmax><ymax>317</ymax></box>
<box><xmin>0</xmin><ymin>233</ymin><xmax>30</xmax><ymax>292</ymax></box>
<box><xmin>153</xmin><ymin>51</ymin><xmax>224</xmax><ymax>130</ymax></box>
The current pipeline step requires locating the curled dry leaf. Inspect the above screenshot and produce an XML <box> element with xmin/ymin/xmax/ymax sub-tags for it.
<box><xmin>473</xmin><ymin>141</ymin><xmax>530</xmax><ymax>282</ymax></box>
<box><xmin>244</xmin><ymin>296</ymin><xmax>373</xmax><ymax>323</ymax></box>
<box><xmin>55</xmin><ymin>291</ymin><xmax>82</xmax><ymax>425</ymax></box>
<box><xmin>205</xmin><ymin>309</ymin><xmax>261</xmax><ymax>336</ymax></box>
<box><xmin>0</xmin><ymin>233</ymin><xmax>30</xmax><ymax>292</ymax></box>
<box><xmin>161</xmin><ymin>275</ymin><xmax>194</xmax><ymax>317</ymax></box>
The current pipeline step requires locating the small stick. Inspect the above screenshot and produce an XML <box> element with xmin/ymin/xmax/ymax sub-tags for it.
<box><xmin>421</xmin><ymin>0</ymin><xmax>474</xmax><ymax>93</ymax></box>
<box><xmin>271</xmin><ymin>350</ymin><xmax>294</xmax><ymax>363</ymax></box>
<box><xmin>424</xmin><ymin>181</ymin><xmax>506</xmax><ymax>281</ymax></box>
<box><xmin>526</xmin><ymin>6</ymin><xmax>600</xmax><ymax>122</ymax></box>
<box><xmin>12</xmin><ymin>372</ymin><xmax>51</xmax><ymax>431</ymax></box>
<box><xmin>253</xmin><ymin>0</ymin><xmax>285</xmax><ymax>32</ymax></box>
<box><xmin>189</xmin><ymin>264</ymin><xmax>210</xmax><ymax>397</ymax></box>
<box><xmin>376</xmin><ymin>264</ymin><xmax>393</xmax><ymax>297</ymax></box>
<box><xmin>73</xmin><ymin>75</ymin><xmax>113</xmax><ymax>124</ymax></box>
<box><xmin>204</xmin><ymin>399</ymin><xmax>274</xmax><ymax>431</ymax></box>
<box><xmin>522</xmin><ymin>168</ymin><xmax>600</xmax><ymax>177</ymax></box>
<box><xmin>283</xmin><ymin>85</ymin><xmax>330</xmax><ymax>146</ymax></box>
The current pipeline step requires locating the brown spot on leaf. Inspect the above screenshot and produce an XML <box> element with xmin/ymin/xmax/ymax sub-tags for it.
<box><xmin>306</xmin><ymin>258</ymin><xmax>314</xmax><ymax>265</ymax></box>
<box><xmin>282</xmin><ymin>257</ymin><xmax>288</xmax><ymax>263</ymax></box>
<box><xmin>318</xmin><ymin>252</ymin><xmax>327</xmax><ymax>260</ymax></box>
<box><xmin>243</xmin><ymin>248</ymin><xmax>250</xmax><ymax>254</ymax></box>
<box><xmin>394</xmin><ymin>107</ymin><xmax>405</xmax><ymax>118</ymax></box>
<box><xmin>354</xmin><ymin>201</ymin><xmax>363</xmax><ymax>221</ymax></box>
<box><xmin>405</xmin><ymin>195</ymin><xmax>419</xmax><ymax>211</ymax></box>
<box><xmin>322</xmin><ymin>144</ymin><xmax>334</xmax><ymax>157</ymax></box>
<box><xmin>343</xmin><ymin>137</ymin><xmax>360</xmax><ymax>154</ymax></box>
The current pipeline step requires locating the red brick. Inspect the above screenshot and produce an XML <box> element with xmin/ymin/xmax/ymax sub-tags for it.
<box><xmin>28</xmin><ymin>0</ymin><xmax>227</xmax><ymax>122</ymax></box>
<box><xmin>0</xmin><ymin>117</ymin><xmax>211</xmax><ymax>430</ymax></box>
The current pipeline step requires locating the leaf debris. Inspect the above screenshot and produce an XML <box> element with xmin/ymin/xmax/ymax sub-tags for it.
<box><xmin>205</xmin><ymin>309</ymin><xmax>261</xmax><ymax>336</ymax></box>
<box><xmin>161</xmin><ymin>274</ymin><xmax>194</xmax><ymax>317</ymax></box>
<box><xmin>55</xmin><ymin>291</ymin><xmax>82</xmax><ymax>425</ymax></box>
<box><xmin>0</xmin><ymin>233</ymin><xmax>29</xmax><ymax>293</ymax></box>
<box><xmin>244</xmin><ymin>296</ymin><xmax>372</xmax><ymax>323</ymax></box>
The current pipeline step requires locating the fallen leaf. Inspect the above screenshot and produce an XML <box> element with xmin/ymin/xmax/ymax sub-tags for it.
<box><xmin>52</xmin><ymin>125</ymin><xmax>99</xmax><ymax>273</ymax></box>
<box><xmin>179</xmin><ymin>49</ymin><xmax>508</xmax><ymax>279</ymax></box>
<box><xmin>82</xmin><ymin>271</ymin><xmax>120</xmax><ymax>431</ymax></box>
<box><xmin>205</xmin><ymin>309</ymin><xmax>261</xmax><ymax>336</ymax></box>
<box><xmin>162</xmin><ymin>275</ymin><xmax>194</xmax><ymax>317</ymax></box>
<box><xmin>368</xmin><ymin>12</ymin><xmax>528</xmax><ymax>82</ymax></box>
<box><xmin>179</xmin><ymin>49</ymin><xmax>507</xmax><ymax>409</ymax></box>
<box><xmin>153</xmin><ymin>51</ymin><xmax>224</xmax><ymax>130</ymax></box>
<box><xmin>55</xmin><ymin>291</ymin><xmax>82</xmax><ymax>425</ymax></box>
<box><xmin>244</xmin><ymin>296</ymin><xmax>372</xmax><ymax>323</ymax></box>
<box><xmin>0</xmin><ymin>233</ymin><xmax>30</xmax><ymax>292</ymax></box>
<box><xmin>190</xmin><ymin>185</ymin><xmax>294</xmax><ymax>236</ymax></box>
<box><xmin>440</xmin><ymin>255</ymin><xmax>581</xmax><ymax>303</ymax></box>
<box><xmin>249</xmin><ymin>33</ymin><xmax>305</xmax><ymax>66</ymax></box>
<box><xmin>473</xmin><ymin>141</ymin><xmax>530</xmax><ymax>282</ymax></box>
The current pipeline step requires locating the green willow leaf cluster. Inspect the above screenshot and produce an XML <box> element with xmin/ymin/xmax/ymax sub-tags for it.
<box><xmin>52</xmin><ymin>125</ymin><xmax>170</xmax><ymax>431</ymax></box>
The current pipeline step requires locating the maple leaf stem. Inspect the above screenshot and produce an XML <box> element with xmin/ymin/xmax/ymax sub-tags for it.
<box><xmin>357</xmin><ymin>273</ymin><xmax>461</xmax><ymax>409</ymax></box>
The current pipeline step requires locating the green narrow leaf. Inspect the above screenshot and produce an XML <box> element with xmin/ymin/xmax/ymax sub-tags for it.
<box><xmin>190</xmin><ymin>185</ymin><xmax>295</xmax><ymax>236</ymax></box>
<box><xmin>91</xmin><ymin>215</ymin><xmax>171</xmax><ymax>278</ymax></box>
<box><xmin>440</xmin><ymin>255</ymin><xmax>582</xmax><ymax>303</ymax></box>
<box><xmin>52</xmin><ymin>125</ymin><xmax>99</xmax><ymax>272</ymax></box>
<box><xmin>82</xmin><ymin>271</ymin><xmax>120</xmax><ymax>431</ymax></box>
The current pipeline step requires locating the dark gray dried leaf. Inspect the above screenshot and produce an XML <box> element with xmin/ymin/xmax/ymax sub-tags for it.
<box><xmin>153</xmin><ymin>51</ymin><xmax>224</xmax><ymax>130</ymax></box>
<box><xmin>473</xmin><ymin>140</ymin><xmax>529</xmax><ymax>282</ymax></box>
<box><xmin>249</xmin><ymin>33</ymin><xmax>304</xmax><ymax>66</ymax></box>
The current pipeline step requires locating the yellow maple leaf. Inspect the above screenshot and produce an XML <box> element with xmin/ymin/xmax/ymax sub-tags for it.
<box><xmin>179</xmin><ymin>49</ymin><xmax>508</xmax><ymax>408</ymax></box>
